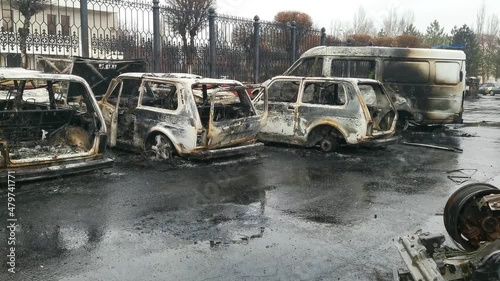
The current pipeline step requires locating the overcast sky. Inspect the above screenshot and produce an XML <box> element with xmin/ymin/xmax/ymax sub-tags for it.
<box><xmin>217</xmin><ymin>0</ymin><xmax>499</xmax><ymax>35</ymax></box>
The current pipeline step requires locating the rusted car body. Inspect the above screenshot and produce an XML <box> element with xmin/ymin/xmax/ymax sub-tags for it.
<box><xmin>36</xmin><ymin>56</ymin><xmax>148</xmax><ymax>98</ymax></box>
<box><xmin>284</xmin><ymin>46</ymin><xmax>466</xmax><ymax>125</ymax></box>
<box><xmin>98</xmin><ymin>73</ymin><xmax>268</xmax><ymax>159</ymax></box>
<box><xmin>0</xmin><ymin>68</ymin><xmax>112</xmax><ymax>181</ymax></box>
<box><xmin>253</xmin><ymin>76</ymin><xmax>399</xmax><ymax>152</ymax></box>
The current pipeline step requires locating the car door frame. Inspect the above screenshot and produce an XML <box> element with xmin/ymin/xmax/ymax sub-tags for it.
<box><xmin>257</xmin><ymin>77</ymin><xmax>302</xmax><ymax>142</ymax></box>
<box><xmin>99</xmin><ymin>78</ymin><xmax>123</xmax><ymax>147</ymax></box>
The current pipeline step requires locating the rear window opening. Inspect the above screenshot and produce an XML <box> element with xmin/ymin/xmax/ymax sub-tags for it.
<box><xmin>358</xmin><ymin>83</ymin><xmax>395</xmax><ymax>132</ymax></box>
<box><xmin>0</xmin><ymin>79</ymin><xmax>98</xmax><ymax>161</ymax></box>
<box><xmin>193</xmin><ymin>84</ymin><xmax>255</xmax><ymax>128</ymax></box>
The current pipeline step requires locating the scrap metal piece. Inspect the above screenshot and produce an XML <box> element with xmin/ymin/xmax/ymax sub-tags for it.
<box><xmin>402</xmin><ymin>141</ymin><xmax>463</xmax><ymax>153</ymax></box>
<box><xmin>446</xmin><ymin>169</ymin><xmax>477</xmax><ymax>185</ymax></box>
<box><xmin>395</xmin><ymin>235</ymin><xmax>446</xmax><ymax>281</ymax></box>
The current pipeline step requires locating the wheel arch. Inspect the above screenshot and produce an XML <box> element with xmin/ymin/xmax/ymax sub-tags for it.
<box><xmin>305</xmin><ymin>121</ymin><xmax>348</xmax><ymax>147</ymax></box>
<box><xmin>144</xmin><ymin>127</ymin><xmax>180</xmax><ymax>154</ymax></box>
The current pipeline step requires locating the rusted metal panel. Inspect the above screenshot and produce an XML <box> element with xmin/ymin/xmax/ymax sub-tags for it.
<box><xmin>37</xmin><ymin>56</ymin><xmax>148</xmax><ymax>98</ymax></box>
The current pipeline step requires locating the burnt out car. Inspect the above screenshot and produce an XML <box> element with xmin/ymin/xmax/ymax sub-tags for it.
<box><xmin>0</xmin><ymin>68</ymin><xmax>112</xmax><ymax>182</ymax></box>
<box><xmin>98</xmin><ymin>73</ymin><xmax>268</xmax><ymax>159</ymax></box>
<box><xmin>252</xmin><ymin>76</ymin><xmax>399</xmax><ymax>152</ymax></box>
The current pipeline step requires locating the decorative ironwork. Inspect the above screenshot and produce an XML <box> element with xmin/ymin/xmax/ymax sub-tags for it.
<box><xmin>0</xmin><ymin>0</ymin><xmax>327</xmax><ymax>79</ymax></box>
<box><xmin>0</xmin><ymin>30</ymin><xmax>79</xmax><ymax>52</ymax></box>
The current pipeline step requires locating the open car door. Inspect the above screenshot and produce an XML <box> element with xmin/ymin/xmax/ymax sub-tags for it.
<box><xmin>206</xmin><ymin>86</ymin><xmax>267</xmax><ymax>148</ymax></box>
<box><xmin>98</xmin><ymin>79</ymin><xmax>121</xmax><ymax>146</ymax></box>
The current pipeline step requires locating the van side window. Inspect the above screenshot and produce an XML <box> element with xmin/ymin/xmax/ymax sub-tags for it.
<box><xmin>268</xmin><ymin>80</ymin><xmax>300</xmax><ymax>103</ymax></box>
<box><xmin>331</xmin><ymin>60</ymin><xmax>375</xmax><ymax>78</ymax></box>
<box><xmin>302</xmin><ymin>82</ymin><xmax>346</xmax><ymax>106</ymax></box>
<box><xmin>383</xmin><ymin>61</ymin><xmax>430</xmax><ymax>83</ymax></box>
<box><xmin>435</xmin><ymin>62</ymin><xmax>460</xmax><ymax>85</ymax></box>
<box><xmin>289</xmin><ymin>57</ymin><xmax>323</xmax><ymax>76</ymax></box>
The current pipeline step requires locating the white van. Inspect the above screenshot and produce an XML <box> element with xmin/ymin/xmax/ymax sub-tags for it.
<box><xmin>283</xmin><ymin>46</ymin><xmax>466</xmax><ymax>126</ymax></box>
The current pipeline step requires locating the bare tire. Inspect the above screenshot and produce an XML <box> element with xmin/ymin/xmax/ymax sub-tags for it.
<box><xmin>319</xmin><ymin>136</ymin><xmax>339</xmax><ymax>152</ymax></box>
<box><xmin>147</xmin><ymin>133</ymin><xmax>174</xmax><ymax>160</ymax></box>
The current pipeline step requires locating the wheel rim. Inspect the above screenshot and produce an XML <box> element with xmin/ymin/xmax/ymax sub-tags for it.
<box><xmin>320</xmin><ymin>139</ymin><xmax>333</xmax><ymax>152</ymax></box>
<box><xmin>150</xmin><ymin>134</ymin><xmax>173</xmax><ymax>160</ymax></box>
<box><xmin>443</xmin><ymin>183</ymin><xmax>500</xmax><ymax>250</ymax></box>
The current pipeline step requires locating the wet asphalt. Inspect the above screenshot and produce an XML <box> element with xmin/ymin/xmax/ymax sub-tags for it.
<box><xmin>1</xmin><ymin>95</ymin><xmax>500</xmax><ymax>281</ymax></box>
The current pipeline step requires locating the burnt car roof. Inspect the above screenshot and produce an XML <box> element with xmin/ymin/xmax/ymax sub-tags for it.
<box><xmin>116</xmin><ymin>72</ymin><xmax>244</xmax><ymax>85</ymax></box>
<box><xmin>301</xmin><ymin>46</ymin><xmax>466</xmax><ymax>60</ymax></box>
<box><xmin>0</xmin><ymin>67</ymin><xmax>89</xmax><ymax>83</ymax></box>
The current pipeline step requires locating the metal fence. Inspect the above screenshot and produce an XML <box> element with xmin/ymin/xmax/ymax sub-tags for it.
<box><xmin>0</xmin><ymin>0</ymin><xmax>329</xmax><ymax>82</ymax></box>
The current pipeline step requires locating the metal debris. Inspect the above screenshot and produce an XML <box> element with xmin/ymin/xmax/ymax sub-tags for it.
<box><xmin>401</xmin><ymin>141</ymin><xmax>463</xmax><ymax>153</ymax></box>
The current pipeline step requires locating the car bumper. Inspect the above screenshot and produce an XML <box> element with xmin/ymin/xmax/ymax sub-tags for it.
<box><xmin>0</xmin><ymin>157</ymin><xmax>114</xmax><ymax>183</ymax></box>
<box><xmin>361</xmin><ymin>135</ymin><xmax>401</xmax><ymax>147</ymax></box>
<box><xmin>188</xmin><ymin>142</ymin><xmax>264</xmax><ymax>160</ymax></box>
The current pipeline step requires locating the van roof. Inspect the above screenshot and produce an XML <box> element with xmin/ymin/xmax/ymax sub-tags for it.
<box><xmin>300</xmin><ymin>46</ymin><xmax>466</xmax><ymax>60</ymax></box>
<box><xmin>273</xmin><ymin>75</ymin><xmax>381</xmax><ymax>84</ymax></box>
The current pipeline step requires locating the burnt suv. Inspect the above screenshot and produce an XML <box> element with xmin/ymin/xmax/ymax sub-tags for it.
<box><xmin>98</xmin><ymin>73</ymin><xmax>268</xmax><ymax>159</ymax></box>
<box><xmin>0</xmin><ymin>68</ymin><xmax>112</xmax><ymax>181</ymax></box>
<box><xmin>253</xmin><ymin>76</ymin><xmax>399</xmax><ymax>152</ymax></box>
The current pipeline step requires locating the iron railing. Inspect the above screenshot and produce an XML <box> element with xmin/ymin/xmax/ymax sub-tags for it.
<box><xmin>0</xmin><ymin>0</ymin><xmax>330</xmax><ymax>82</ymax></box>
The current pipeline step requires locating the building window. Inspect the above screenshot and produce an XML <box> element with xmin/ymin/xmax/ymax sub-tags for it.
<box><xmin>2</xmin><ymin>9</ymin><xmax>13</xmax><ymax>32</ymax></box>
<box><xmin>61</xmin><ymin>15</ymin><xmax>70</xmax><ymax>36</ymax></box>
<box><xmin>47</xmin><ymin>14</ymin><xmax>57</xmax><ymax>35</ymax></box>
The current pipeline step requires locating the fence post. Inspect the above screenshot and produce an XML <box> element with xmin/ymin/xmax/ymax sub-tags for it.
<box><xmin>290</xmin><ymin>21</ymin><xmax>297</xmax><ymax>65</ymax></box>
<box><xmin>208</xmin><ymin>8</ymin><xmax>216</xmax><ymax>78</ymax></box>
<box><xmin>80</xmin><ymin>0</ymin><xmax>89</xmax><ymax>57</ymax></box>
<box><xmin>321</xmin><ymin>27</ymin><xmax>326</xmax><ymax>46</ymax></box>
<box><xmin>152</xmin><ymin>0</ymin><xmax>161</xmax><ymax>72</ymax></box>
<box><xmin>253</xmin><ymin>15</ymin><xmax>260</xmax><ymax>83</ymax></box>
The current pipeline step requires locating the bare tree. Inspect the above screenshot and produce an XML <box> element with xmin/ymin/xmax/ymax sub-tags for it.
<box><xmin>330</xmin><ymin>20</ymin><xmax>347</xmax><ymax>41</ymax></box>
<box><xmin>382</xmin><ymin>6</ymin><xmax>414</xmax><ymax>36</ymax></box>
<box><xmin>352</xmin><ymin>6</ymin><xmax>375</xmax><ymax>35</ymax></box>
<box><xmin>476</xmin><ymin>2</ymin><xmax>486</xmax><ymax>36</ymax></box>
<box><xmin>165</xmin><ymin>0</ymin><xmax>215</xmax><ymax>73</ymax></box>
<box><xmin>382</xmin><ymin>6</ymin><xmax>398</xmax><ymax>36</ymax></box>
<box><xmin>12</xmin><ymin>0</ymin><xmax>49</xmax><ymax>68</ymax></box>
<box><xmin>482</xmin><ymin>14</ymin><xmax>500</xmax><ymax>80</ymax></box>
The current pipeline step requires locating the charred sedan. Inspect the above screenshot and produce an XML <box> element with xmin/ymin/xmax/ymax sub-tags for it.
<box><xmin>98</xmin><ymin>73</ymin><xmax>268</xmax><ymax>160</ymax></box>
<box><xmin>0</xmin><ymin>68</ymin><xmax>112</xmax><ymax>181</ymax></box>
<box><xmin>253</xmin><ymin>76</ymin><xmax>399</xmax><ymax>152</ymax></box>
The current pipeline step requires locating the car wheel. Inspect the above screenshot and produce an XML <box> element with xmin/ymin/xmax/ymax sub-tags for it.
<box><xmin>397</xmin><ymin>117</ymin><xmax>410</xmax><ymax>132</ymax></box>
<box><xmin>319</xmin><ymin>135</ymin><xmax>339</xmax><ymax>153</ymax></box>
<box><xmin>491</xmin><ymin>91</ymin><xmax>496</xmax><ymax>96</ymax></box>
<box><xmin>147</xmin><ymin>133</ymin><xmax>174</xmax><ymax>160</ymax></box>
